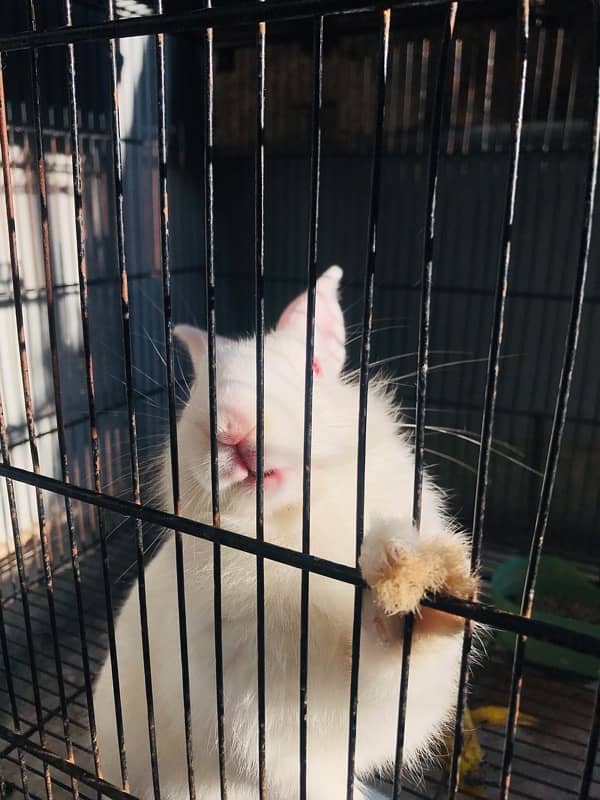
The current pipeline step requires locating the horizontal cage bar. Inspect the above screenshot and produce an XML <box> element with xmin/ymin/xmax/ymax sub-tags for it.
<box><xmin>0</xmin><ymin>461</ymin><xmax>598</xmax><ymax>659</ymax></box>
<box><xmin>0</xmin><ymin>0</ymin><xmax>499</xmax><ymax>53</ymax></box>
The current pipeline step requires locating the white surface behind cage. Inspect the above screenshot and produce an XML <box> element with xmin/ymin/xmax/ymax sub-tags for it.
<box><xmin>0</xmin><ymin>148</ymin><xmax>78</xmax><ymax>552</ymax></box>
<box><xmin>0</xmin><ymin>33</ymin><xmax>158</xmax><ymax>556</ymax></box>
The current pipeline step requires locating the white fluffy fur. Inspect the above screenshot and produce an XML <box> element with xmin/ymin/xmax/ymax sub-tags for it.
<box><xmin>93</xmin><ymin>267</ymin><xmax>471</xmax><ymax>799</ymax></box>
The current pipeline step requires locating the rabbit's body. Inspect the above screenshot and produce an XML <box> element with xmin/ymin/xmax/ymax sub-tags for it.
<box><xmin>94</xmin><ymin>267</ymin><xmax>476</xmax><ymax>799</ymax></box>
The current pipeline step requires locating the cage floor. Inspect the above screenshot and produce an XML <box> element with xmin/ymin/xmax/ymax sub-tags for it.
<box><xmin>0</xmin><ymin>533</ymin><xmax>597</xmax><ymax>800</ymax></box>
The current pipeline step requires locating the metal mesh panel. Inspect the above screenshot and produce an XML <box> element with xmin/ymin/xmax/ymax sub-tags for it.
<box><xmin>0</xmin><ymin>1</ymin><xmax>597</xmax><ymax>800</ymax></box>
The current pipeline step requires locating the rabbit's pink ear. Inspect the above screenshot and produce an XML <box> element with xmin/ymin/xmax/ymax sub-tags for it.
<box><xmin>276</xmin><ymin>266</ymin><xmax>345</xmax><ymax>377</ymax></box>
<box><xmin>174</xmin><ymin>324</ymin><xmax>208</xmax><ymax>373</ymax></box>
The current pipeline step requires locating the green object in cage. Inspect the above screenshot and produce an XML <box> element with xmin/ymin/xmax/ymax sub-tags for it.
<box><xmin>490</xmin><ymin>556</ymin><xmax>600</xmax><ymax>679</ymax></box>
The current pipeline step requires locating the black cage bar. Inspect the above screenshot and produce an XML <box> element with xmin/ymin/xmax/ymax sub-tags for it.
<box><xmin>0</xmin><ymin>1</ymin><xmax>599</xmax><ymax>800</ymax></box>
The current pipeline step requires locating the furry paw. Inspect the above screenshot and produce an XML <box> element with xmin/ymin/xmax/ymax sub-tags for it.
<box><xmin>359</xmin><ymin>518</ymin><xmax>478</xmax><ymax>616</ymax></box>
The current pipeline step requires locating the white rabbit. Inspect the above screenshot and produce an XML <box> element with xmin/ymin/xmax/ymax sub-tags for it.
<box><xmin>93</xmin><ymin>266</ymin><xmax>477</xmax><ymax>799</ymax></box>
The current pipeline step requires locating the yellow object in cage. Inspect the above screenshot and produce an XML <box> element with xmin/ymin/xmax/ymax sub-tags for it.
<box><xmin>442</xmin><ymin>705</ymin><xmax>538</xmax><ymax>797</ymax></box>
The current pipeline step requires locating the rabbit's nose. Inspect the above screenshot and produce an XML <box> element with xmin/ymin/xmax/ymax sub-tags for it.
<box><xmin>216</xmin><ymin>405</ymin><xmax>255</xmax><ymax>446</ymax></box>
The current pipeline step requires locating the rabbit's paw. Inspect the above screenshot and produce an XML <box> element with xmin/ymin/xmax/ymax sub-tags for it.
<box><xmin>359</xmin><ymin>518</ymin><xmax>478</xmax><ymax>616</ymax></box>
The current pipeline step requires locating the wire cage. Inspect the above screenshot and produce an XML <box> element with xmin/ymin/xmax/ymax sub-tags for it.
<box><xmin>0</xmin><ymin>0</ymin><xmax>598</xmax><ymax>799</ymax></box>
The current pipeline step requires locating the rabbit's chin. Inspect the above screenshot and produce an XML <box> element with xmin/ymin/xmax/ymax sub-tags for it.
<box><xmin>192</xmin><ymin>462</ymin><xmax>303</xmax><ymax>518</ymax></box>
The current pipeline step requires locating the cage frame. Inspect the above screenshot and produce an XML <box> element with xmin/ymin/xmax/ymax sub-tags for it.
<box><xmin>0</xmin><ymin>1</ymin><xmax>598</xmax><ymax>800</ymax></box>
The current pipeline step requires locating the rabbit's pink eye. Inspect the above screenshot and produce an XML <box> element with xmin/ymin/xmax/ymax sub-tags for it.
<box><xmin>313</xmin><ymin>358</ymin><xmax>321</xmax><ymax>375</ymax></box>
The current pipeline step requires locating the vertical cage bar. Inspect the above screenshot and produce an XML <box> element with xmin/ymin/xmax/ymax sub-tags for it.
<box><xmin>25</xmin><ymin>0</ymin><xmax>102</xmax><ymax>779</ymax></box>
<box><xmin>500</xmin><ymin>3</ymin><xmax>599</xmax><ymax>794</ymax></box>
<box><xmin>255</xmin><ymin>10</ymin><xmax>267</xmax><ymax>800</ymax></box>
<box><xmin>481</xmin><ymin>28</ymin><xmax>496</xmax><ymax>153</ymax></box>
<box><xmin>0</xmin><ymin>397</ymin><xmax>52</xmax><ymax>800</ymax></box>
<box><xmin>579</xmin><ymin>677</ymin><xmax>600</xmax><ymax>800</ymax></box>
<box><xmin>202</xmin><ymin>6</ymin><xmax>227</xmax><ymax>798</ymax></box>
<box><xmin>0</xmin><ymin>49</ymin><xmax>78</xmax><ymax>800</ymax></box>
<box><xmin>62</xmin><ymin>0</ymin><xmax>129</xmax><ymax>788</ymax></box>
<box><xmin>450</xmin><ymin>3</ymin><xmax>530</xmax><ymax>797</ymax></box>
<box><xmin>154</xmin><ymin>3</ymin><xmax>196</xmax><ymax>798</ymax></box>
<box><xmin>392</xmin><ymin>6</ymin><xmax>456</xmax><ymax>798</ymax></box>
<box><xmin>0</xmin><ymin>582</ymin><xmax>30</xmax><ymax>797</ymax></box>
<box><xmin>105</xmin><ymin>3</ymin><xmax>161</xmax><ymax>798</ymax></box>
<box><xmin>299</xmin><ymin>16</ymin><xmax>324</xmax><ymax>800</ymax></box>
<box><xmin>346</xmin><ymin>11</ymin><xmax>391</xmax><ymax>800</ymax></box>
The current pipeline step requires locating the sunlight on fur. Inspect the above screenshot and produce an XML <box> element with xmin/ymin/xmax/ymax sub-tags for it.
<box><xmin>92</xmin><ymin>267</ymin><xmax>479</xmax><ymax>800</ymax></box>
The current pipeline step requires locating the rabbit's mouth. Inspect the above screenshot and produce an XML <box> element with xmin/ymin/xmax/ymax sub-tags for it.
<box><xmin>220</xmin><ymin>443</ymin><xmax>282</xmax><ymax>489</ymax></box>
<box><xmin>241</xmin><ymin>469</ymin><xmax>282</xmax><ymax>489</ymax></box>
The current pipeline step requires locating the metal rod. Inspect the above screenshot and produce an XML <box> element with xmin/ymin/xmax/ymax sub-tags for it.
<box><xmin>0</xmin><ymin>460</ymin><xmax>598</xmax><ymax>658</ymax></box>
<box><xmin>346</xmin><ymin>10</ymin><xmax>391</xmax><ymax>799</ymax></box>
<box><xmin>448</xmin><ymin>2</ymin><xmax>529</xmax><ymax>795</ymax></box>
<box><xmin>62</xmin><ymin>0</ymin><xmax>129</xmax><ymax>787</ymax></box>
<box><xmin>299</xmin><ymin>14</ymin><xmax>324</xmax><ymax>800</ymax></box>
<box><xmin>393</xmin><ymin>6</ymin><xmax>456</xmax><ymax>797</ymax></box>
<box><xmin>0</xmin><ymin>46</ymin><xmax>78</xmax><ymax>800</ymax></box>
<box><xmin>0</xmin><ymin>0</ymin><xmax>490</xmax><ymax>53</ymax></box>
<box><xmin>153</xmin><ymin>1</ymin><xmax>196</xmax><ymax>797</ymax></box>
<box><xmin>578</xmin><ymin>677</ymin><xmax>600</xmax><ymax>800</ymax></box>
<box><xmin>25</xmin><ymin>0</ymin><xmax>102</xmax><ymax>780</ymax></box>
<box><xmin>105</xmin><ymin>4</ymin><xmax>161</xmax><ymax>798</ymax></box>
<box><xmin>0</xmin><ymin>583</ymin><xmax>30</xmax><ymax>799</ymax></box>
<box><xmin>202</xmin><ymin>7</ymin><xmax>227</xmax><ymax>796</ymax></box>
<box><xmin>500</xmin><ymin>1</ymin><xmax>599</xmax><ymax>794</ymax></box>
<box><xmin>0</xmin><ymin>400</ymin><xmax>53</xmax><ymax>800</ymax></box>
<box><xmin>254</xmin><ymin>10</ymin><xmax>267</xmax><ymax>799</ymax></box>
